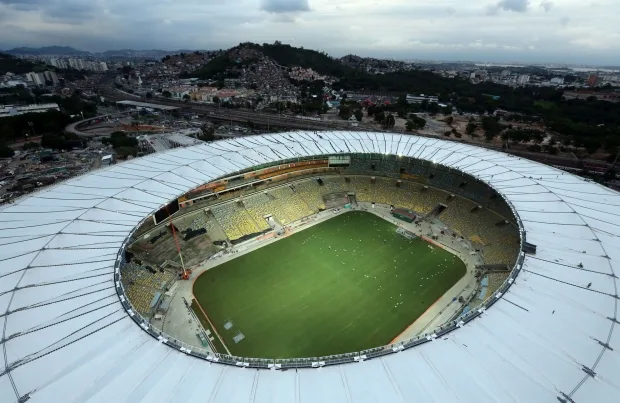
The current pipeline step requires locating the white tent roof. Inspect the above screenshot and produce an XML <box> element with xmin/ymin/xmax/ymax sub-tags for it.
<box><xmin>1</xmin><ymin>131</ymin><xmax>619</xmax><ymax>403</ymax></box>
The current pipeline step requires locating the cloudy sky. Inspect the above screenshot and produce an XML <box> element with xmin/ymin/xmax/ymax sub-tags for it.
<box><xmin>1</xmin><ymin>0</ymin><xmax>619</xmax><ymax>65</ymax></box>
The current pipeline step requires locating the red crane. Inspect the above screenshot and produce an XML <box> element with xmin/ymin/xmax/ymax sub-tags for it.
<box><xmin>165</xmin><ymin>204</ymin><xmax>191</xmax><ymax>280</ymax></box>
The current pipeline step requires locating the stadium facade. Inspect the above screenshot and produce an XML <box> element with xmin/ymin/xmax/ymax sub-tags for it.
<box><xmin>1</xmin><ymin>131</ymin><xmax>619</xmax><ymax>403</ymax></box>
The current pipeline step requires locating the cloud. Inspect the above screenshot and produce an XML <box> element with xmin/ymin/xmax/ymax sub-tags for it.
<box><xmin>487</xmin><ymin>0</ymin><xmax>530</xmax><ymax>15</ymax></box>
<box><xmin>43</xmin><ymin>2</ymin><xmax>97</xmax><ymax>24</ymax></box>
<box><xmin>260</xmin><ymin>0</ymin><xmax>310</xmax><ymax>13</ymax></box>
<box><xmin>540</xmin><ymin>1</ymin><xmax>553</xmax><ymax>12</ymax></box>
<box><xmin>0</xmin><ymin>0</ymin><xmax>41</xmax><ymax>12</ymax></box>
<box><xmin>1</xmin><ymin>0</ymin><xmax>96</xmax><ymax>23</ymax></box>
<box><xmin>272</xmin><ymin>14</ymin><xmax>298</xmax><ymax>23</ymax></box>
<box><xmin>0</xmin><ymin>0</ymin><xmax>619</xmax><ymax>65</ymax></box>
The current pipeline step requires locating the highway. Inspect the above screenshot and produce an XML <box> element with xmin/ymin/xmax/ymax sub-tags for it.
<box><xmin>65</xmin><ymin>110</ymin><xmax>136</xmax><ymax>137</ymax></box>
<box><xmin>101</xmin><ymin>89</ymin><xmax>355</xmax><ymax>131</ymax></box>
<box><xmin>75</xmin><ymin>87</ymin><xmax>591</xmax><ymax>171</ymax></box>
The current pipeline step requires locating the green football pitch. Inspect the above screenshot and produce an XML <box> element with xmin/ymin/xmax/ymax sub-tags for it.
<box><xmin>193</xmin><ymin>211</ymin><xmax>466</xmax><ymax>358</ymax></box>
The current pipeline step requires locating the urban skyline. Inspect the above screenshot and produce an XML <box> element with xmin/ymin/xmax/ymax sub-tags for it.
<box><xmin>0</xmin><ymin>0</ymin><xmax>619</xmax><ymax>65</ymax></box>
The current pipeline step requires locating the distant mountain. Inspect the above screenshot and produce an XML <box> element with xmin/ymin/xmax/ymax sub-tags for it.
<box><xmin>5</xmin><ymin>46</ymin><xmax>90</xmax><ymax>56</ymax></box>
<box><xmin>3</xmin><ymin>45</ymin><xmax>208</xmax><ymax>60</ymax></box>
<box><xmin>95</xmin><ymin>49</ymin><xmax>202</xmax><ymax>59</ymax></box>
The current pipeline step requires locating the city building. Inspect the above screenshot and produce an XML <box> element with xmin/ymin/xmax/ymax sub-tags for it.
<box><xmin>0</xmin><ymin>103</ymin><xmax>60</xmax><ymax>119</ymax></box>
<box><xmin>164</xmin><ymin>85</ymin><xmax>196</xmax><ymax>100</ymax></box>
<box><xmin>587</xmin><ymin>73</ymin><xmax>599</xmax><ymax>87</ymax></box>
<box><xmin>550</xmin><ymin>77</ymin><xmax>565</xmax><ymax>86</ymax></box>
<box><xmin>43</xmin><ymin>71</ymin><xmax>59</xmax><ymax>85</ymax></box>
<box><xmin>405</xmin><ymin>94</ymin><xmax>439</xmax><ymax>104</ymax></box>
<box><xmin>516</xmin><ymin>75</ymin><xmax>530</xmax><ymax>85</ymax></box>
<box><xmin>0</xmin><ymin>80</ymin><xmax>27</xmax><ymax>88</ymax></box>
<box><xmin>563</xmin><ymin>90</ymin><xmax>620</xmax><ymax>103</ymax></box>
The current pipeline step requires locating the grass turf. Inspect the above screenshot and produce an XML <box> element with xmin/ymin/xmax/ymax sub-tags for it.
<box><xmin>193</xmin><ymin>211</ymin><xmax>466</xmax><ymax>358</ymax></box>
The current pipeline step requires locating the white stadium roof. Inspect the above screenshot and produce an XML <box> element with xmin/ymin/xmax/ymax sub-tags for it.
<box><xmin>1</xmin><ymin>131</ymin><xmax>619</xmax><ymax>403</ymax></box>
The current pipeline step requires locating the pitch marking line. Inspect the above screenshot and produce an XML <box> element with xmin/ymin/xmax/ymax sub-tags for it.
<box><xmin>389</xmin><ymin>294</ymin><xmax>443</xmax><ymax>345</ymax></box>
<box><xmin>192</xmin><ymin>287</ymin><xmax>232</xmax><ymax>355</ymax></box>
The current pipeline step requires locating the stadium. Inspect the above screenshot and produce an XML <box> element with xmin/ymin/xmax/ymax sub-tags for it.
<box><xmin>1</xmin><ymin>131</ymin><xmax>619</xmax><ymax>403</ymax></box>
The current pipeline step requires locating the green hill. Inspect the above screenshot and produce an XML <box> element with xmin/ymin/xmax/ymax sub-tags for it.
<box><xmin>191</xmin><ymin>42</ymin><xmax>355</xmax><ymax>79</ymax></box>
<box><xmin>0</xmin><ymin>53</ymin><xmax>46</xmax><ymax>75</ymax></box>
<box><xmin>243</xmin><ymin>42</ymin><xmax>352</xmax><ymax>76</ymax></box>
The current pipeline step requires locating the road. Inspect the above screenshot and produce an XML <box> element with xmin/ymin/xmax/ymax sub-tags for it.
<box><xmin>100</xmin><ymin>90</ymin><xmax>355</xmax><ymax>131</ymax></box>
<box><xmin>72</xmin><ymin>87</ymin><xmax>595</xmax><ymax>171</ymax></box>
<box><xmin>65</xmin><ymin>111</ymin><xmax>136</xmax><ymax>137</ymax></box>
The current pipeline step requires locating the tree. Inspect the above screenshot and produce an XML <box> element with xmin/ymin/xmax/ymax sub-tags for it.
<box><xmin>481</xmin><ymin>116</ymin><xmax>504</xmax><ymax>141</ymax></box>
<box><xmin>441</xmin><ymin>105</ymin><xmax>453</xmax><ymax>115</ymax></box>
<box><xmin>338</xmin><ymin>105</ymin><xmax>352</xmax><ymax>120</ymax></box>
<box><xmin>102</xmin><ymin>132</ymin><xmax>138</xmax><ymax>153</ymax></box>
<box><xmin>466</xmin><ymin>122</ymin><xmax>477</xmax><ymax>135</ymax></box>
<box><xmin>374</xmin><ymin>111</ymin><xmax>386</xmax><ymax>123</ymax></box>
<box><xmin>200</xmin><ymin>124</ymin><xmax>215</xmax><ymax>142</ymax></box>
<box><xmin>213</xmin><ymin>96</ymin><xmax>220</xmax><ymax>104</ymax></box>
<box><xmin>115</xmin><ymin>146</ymin><xmax>138</xmax><ymax>159</ymax></box>
<box><xmin>162</xmin><ymin>90</ymin><xmax>172</xmax><ymax>98</ymax></box>
<box><xmin>354</xmin><ymin>109</ymin><xmax>363</xmax><ymax>122</ymax></box>
<box><xmin>384</xmin><ymin>114</ymin><xmax>395</xmax><ymax>129</ymax></box>
<box><xmin>445</xmin><ymin>116</ymin><xmax>454</xmax><ymax>126</ymax></box>
<box><xmin>367</xmin><ymin>105</ymin><xmax>377</xmax><ymax>117</ymax></box>
<box><xmin>0</xmin><ymin>125</ymin><xmax>14</xmax><ymax>141</ymax></box>
<box><xmin>0</xmin><ymin>143</ymin><xmax>14</xmax><ymax>158</ymax></box>
<box><xmin>603</xmin><ymin>167</ymin><xmax>617</xmax><ymax>181</ymax></box>
<box><xmin>183</xmin><ymin>94</ymin><xmax>191</xmax><ymax>101</ymax></box>
<box><xmin>407</xmin><ymin>115</ymin><xmax>426</xmax><ymax>130</ymax></box>
<box><xmin>427</xmin><ymin>102</ymin><xmax>440</xmax><ymax>115</ymax></box>
<box><xmin>145</xmin><ymin>92</ymin><xmax>153</xmax><ymax>99</ymax></box>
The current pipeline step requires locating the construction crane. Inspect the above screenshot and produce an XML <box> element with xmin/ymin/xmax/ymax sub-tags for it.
<box><xmin>165</xmin><ymin>205</ymin><xmax>191</xmax><ymax>280</ymax></box>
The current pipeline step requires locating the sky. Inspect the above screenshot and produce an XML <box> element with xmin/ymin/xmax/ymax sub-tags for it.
<box><xmin>1</xmin><ymin>0</ymin><xmax>619</xmax><ymax>65</ymax></box>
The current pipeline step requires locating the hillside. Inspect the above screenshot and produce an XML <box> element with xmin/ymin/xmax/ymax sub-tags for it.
<box><xmin>190</xmin><ymin>42</ymin><xmax>354</xmax><ymax>79</ymax></box>
<box><xmin>0</xmin><ymin>53</ymin><xmax>47</xmax><ymax>75</ymax></box>
<box><xmin>242</xmin><ymin>42</ymin><xmax>352</xmax><ymax>76</ymax></box>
